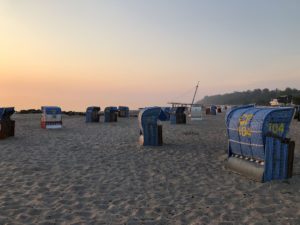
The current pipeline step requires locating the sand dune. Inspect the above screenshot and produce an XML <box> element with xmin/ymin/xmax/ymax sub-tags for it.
<box><xmin>0</xmin><ymin>113</ymin><xmax>299</xmax><ymax>224</ymax></box>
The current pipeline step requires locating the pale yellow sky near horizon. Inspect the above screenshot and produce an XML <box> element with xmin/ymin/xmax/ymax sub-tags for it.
<box><xmin>1</xmin><ymin>1</ymin><xmax>299</xmax><ymax>110</ymax></box>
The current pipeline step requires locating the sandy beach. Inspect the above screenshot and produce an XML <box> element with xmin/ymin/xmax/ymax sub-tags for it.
<box><xmin>0</xmin><ymin>113</ymin><xmax>299</xmax><ymax>225</ymax></box>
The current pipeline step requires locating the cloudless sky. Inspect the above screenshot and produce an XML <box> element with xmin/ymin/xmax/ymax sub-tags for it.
<box><xmin>1</xmin><ymin>0</ymin><xmax>300</xmax><ymax>110</ymax></box>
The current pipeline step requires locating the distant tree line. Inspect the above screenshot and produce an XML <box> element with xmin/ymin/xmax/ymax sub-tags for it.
<box><xmin>18</xmin><ymin>109</ymin><xmax>85</xmax><ymax>116</ymax></box>
<box><xmin>19</xmin><ymin>109</ymin><xmax>42</xmax><ymax>114</ymax></box>
<box><xmin>199</xmin><ymin>88</ymin><xmax>300</xmax><ymax>105</ymax></box>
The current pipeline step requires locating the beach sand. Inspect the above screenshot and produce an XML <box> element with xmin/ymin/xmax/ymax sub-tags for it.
<box><xmin>0</xmin><ymin>113</ymin><xmax>299</xmax><ymax>225</ymax></box>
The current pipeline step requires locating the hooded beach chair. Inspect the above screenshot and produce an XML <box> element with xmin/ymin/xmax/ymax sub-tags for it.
<box><xmin>41</xmin><ymin>106</ymin><xmax>62</xmax><ymax>129</ymax></box>
<box><xmin>210</xmin><ymin>105</ymin><xmax>217</xmax><ymax>115</ymax></box>
<box><xmin>86</xmin><ymin>107</ymin><xmax>100</xmax><ymax>122</ymax></box>
<box><xmin>170</xmin><ymin>107</ymin><xmax>186</xmax><ymax>124</ymax></box>
<box><xmin>225</xmin><ymin>105</ymin><xmax>295</xmax><ymax>182</ymax></box>
<box><xmin>191</xmin><ymin>105</ymin><xmax>202</xmax><ymax>121</ymax></box>
<box><xmin>0</xmin><ymin>107</ymin><xmax>15</xmax><ymax>139</ymax></box>
<box><xmin>104</xmin><ymin>107</ymin><xmax>118</xmax><ymax>122</ymax></box>
<box><xmin>159</xmin><ymin>107</ymin><xmax>171</xmax><ymax>121</ymax></box>
<box><xmin>139</xmin><ymin>107</ymin><xmax>162</xmax><ymax>146</ymax></box>
<box><xmin>118</xmin><ymin>106</ymin><xmax>130</xmax><ymax>118</ymax></box>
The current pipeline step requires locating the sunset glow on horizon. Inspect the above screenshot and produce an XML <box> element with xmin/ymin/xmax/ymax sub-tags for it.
<box><xmin>1</xmin><ymin>0</ymin><xmax>300</xmax><ymax>111</ymax></box>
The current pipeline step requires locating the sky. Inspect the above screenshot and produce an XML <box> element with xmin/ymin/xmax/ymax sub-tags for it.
<box><xmin>1</xmin><ymin>0</ymin><xmax>300</xmax><ymax>110</ymax></box>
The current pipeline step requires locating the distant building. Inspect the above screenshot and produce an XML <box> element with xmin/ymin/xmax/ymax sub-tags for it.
<box><xmin>270</xmin><ymin>99</ymin><xmax>281</xmax><ymax>106</ymax></box>
<box><xmin>270</xmin><ymin>98</ymin><xmax>280</xmax><ymax>106</ymax></box>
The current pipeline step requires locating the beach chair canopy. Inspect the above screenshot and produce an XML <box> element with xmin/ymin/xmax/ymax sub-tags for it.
<box><xmin>0</xmin><ymin>107</ymin><xmax>15</xmax><ymax>120</ymax></box>
<box><xmin>159</xmin><ymin>107</ymin><xmax>171</xmax><ymax>121</ymax></box>
<box><xmin>139</xmin><ymin>107</ymin><xmax>162</xmax><ymax>131</ymax></box>
<box><xmin>118</xmin><ymin>106</ymin><xmax>129</xmax><ymax>111</ymax></box>
<box><xmin>170</xmin><ymin>107</ymin><xmax>186</xmax><ymax>115</ymax></box>
<box><xmin>41</xmin><ymin>106</ymin><xmax>62</xmax><ymax>115</ymax></box>
<box><xmin>226</xmin><ymin>105</ymin><xmax>294</xmax><ymax>161</ymax></box>
<box><xmin>105</xmin><ymin>107</ymin><xmax>118</xmax><ymax>112</ymax></box>
<box><xmin>86</xmin><ymin>106</ymin><xmax>100</xmax><ymax>112</ymax></box>
<box><xmin>210</xmin><ymin>105</ymin><xmax>217</xmax><ymax>110</ymax></box>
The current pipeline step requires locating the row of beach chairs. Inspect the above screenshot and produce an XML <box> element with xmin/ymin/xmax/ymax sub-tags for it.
<box><xmin>86</xmin><ymin>106</ymin><xmax>130</xmax><ymax>123</ymax></box>
<box><xmin>0</xmin><ymin>106</ymin><xmax>130</xmax><ymax>132</ymax></box>
<box><xmin>0</xmin><ymin>105</ymin><xmax>205</xmax><ymax>134</ymax></box>
<box><xmin>42</xmin><ymin>106</ymin><xmax>130</xmax><ymax>128</ymax></box>
<box><xmin>1</xmin><ymin>105</ymin><xmax>297</xmax><ymax>183</ymax></box>
<box><xmin>0</xmin><ymin>105</ymin><xmax>206</xmax><ymax>136</ymax></box>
